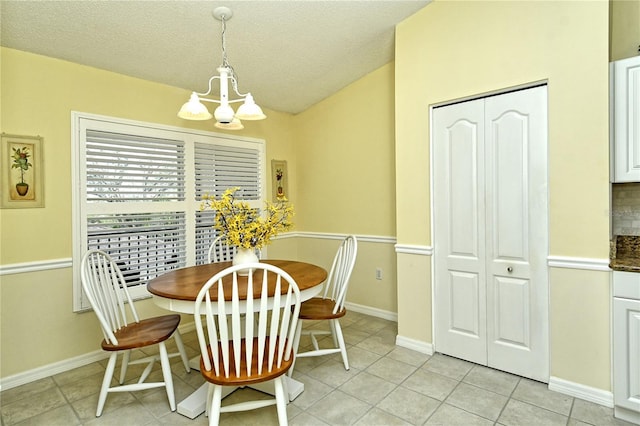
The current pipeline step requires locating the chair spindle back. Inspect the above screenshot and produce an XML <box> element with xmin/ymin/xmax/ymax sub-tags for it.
<box><xmin>81</xmin><ymin>250</ymin><xmax>140</xmax><ymax>345</ymax></box>
<box><xmin>322</xmin><ymin>235</ymin><xmax>358</xmax><ymax>314</ymax></box>
<box><xmin>194</xmin><ymin>263</ymin><xmax>301</xmax><ymax>379</ymax></box>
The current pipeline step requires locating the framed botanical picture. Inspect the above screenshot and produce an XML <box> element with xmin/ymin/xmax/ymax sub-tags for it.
<box><xmin>1</xmin><ymin>133</ymin><xmax>44</xmax><ymax>208</ymax></box>
<box><xmin>271</xmin><ymin>159</ymin><xmax>288</xmax><ymax>201</ymax></box>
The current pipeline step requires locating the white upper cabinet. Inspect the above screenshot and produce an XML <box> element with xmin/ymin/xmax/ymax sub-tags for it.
<box><xmin>611</xmin><ymin>56</ymin><xmax>640</xmax><ymax>182</ymax></box>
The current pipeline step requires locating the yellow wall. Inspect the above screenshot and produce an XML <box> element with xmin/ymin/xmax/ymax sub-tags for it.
<box><xmin>291</xmin><ymin>63</ymin><xmax>398</xmax><ymax>313</ymax></box>
<box><xmin>395</xmin><ymin>0</ymin><xmax>611</xmax><ymax>390</ymax></box>
<box><xmin>610</xmin><ymin>0</ymin><xmax>640</xmax><ymax>61</ymax></box>
<box><xmin>293</xmin><ymin>63</ymin><xmax>396</xmax><ymax>236</ymax></box>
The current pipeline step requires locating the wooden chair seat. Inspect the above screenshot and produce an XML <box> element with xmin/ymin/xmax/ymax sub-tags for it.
<box><xmin>200</xmin><ymin>337</ymin><xmax>293</xmax><ymax>386</ymax></box>
<box><xmin>101</xmin><ymin>314</ymin><xmax>181</xmax><ymax>351</ymax></box>
<box><xmin>299</xmin><ymin>298</ymin><xmax>346</xmax><ymax>320</ymax></box>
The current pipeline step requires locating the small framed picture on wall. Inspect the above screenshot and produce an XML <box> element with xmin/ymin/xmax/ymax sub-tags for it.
<box><xmin>271</xmin><ymin>159</ymin><xmax>288</xmax><ymax>202</ymax></box>
<box><xmin>1</xmin><ymin>133</ymin><xmax>44</xmax><ymax>208</ymax></box>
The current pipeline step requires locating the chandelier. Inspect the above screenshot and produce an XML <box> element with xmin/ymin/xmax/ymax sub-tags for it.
<box><xmin>177</xmin><ymin>7</ymin><xmax>266</xmax><ymax>130</ymax></box>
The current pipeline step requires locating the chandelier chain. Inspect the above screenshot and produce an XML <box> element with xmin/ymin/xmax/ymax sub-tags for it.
<box><xmin>219</xmin><ymin>14</ymin><xmax>243</xmax><ymax>97</ymax></box>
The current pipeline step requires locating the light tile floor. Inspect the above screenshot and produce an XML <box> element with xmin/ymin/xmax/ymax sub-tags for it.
<box><xmin>1</xmin><ymin>312</ymin><xmax>635</xmax><ymax>425</ymax></box>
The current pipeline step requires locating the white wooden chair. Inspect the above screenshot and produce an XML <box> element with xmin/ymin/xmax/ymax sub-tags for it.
<box><xmin>207</xmin><ymin>235</ymin><xmax>237</xmax><ymax>263</ymax></box>
<box><xmin>207</xmin><ymin>234</ymin><xmax>261</xmax><ymax>263</ymax></box>
<box><xmin>289</xmin><ymin>235</ymin><xmax>357</xmax><ymax>375</ymax></box>
<box><xmin>193</xmin><ymin>263</ymin><xmax>301</xmax><ymax>426</ymax></box>
<box><xmin>80</xmin><ymin>249</ymin><xmax>190</xmax><ymax>417</ymax></box>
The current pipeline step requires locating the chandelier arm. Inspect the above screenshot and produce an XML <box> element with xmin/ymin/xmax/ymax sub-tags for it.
<box><xmin>197</xmin><ymin>95</ymin><xmax>245</xmax><ymax>105</ymax></box>
<box><xmin>229</xmin><ymin>74</ymin><xmax>249</xmax><ymax>98</ymax></box>
<box><xmin>197</xmin><ymin>97</ymin><xmax>222</xmax><ymax>105</ymax></box>
<box><xmin>194</xmin><ymin>75</ymin><xmax>222</xmax><ymax>99</ymax></box>
<box><xmin>196</xmin><ymin>71</ymin><xmax>248</xmax><ymax>102</ymax></box>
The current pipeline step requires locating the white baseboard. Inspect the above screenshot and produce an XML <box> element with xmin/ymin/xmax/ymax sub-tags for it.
<box><xmin>0</xmin><ymin>322</ymin><xmax>197</xmax><ymax>392</ymax></box>
<box><xmin>343</xmin><ymin>303</ymin><xmax>436</xmax><ymax>356</ymax></box>
<box><xmin>548</xmin><ymin>376</ymin><xmax>614</xmax><ymax>408</ymax></box>
<box><xmin>395</xmin><ymin>335</ymin><xmax>434</xmax><ymax>355</ymax></box>
<box><xmin>0</xmin><ymin>349</ymin><xmax>108</xmax><ymax>392</ymax></box>
<box><xmin>343</xmin><ymin>303</ymin><xmax>437</xmax><ymax>356</ymax></box>
<box><xmin>345</xmin><ymin>301</ymin><xmax>397</xmax><ymax>322</ymax></box>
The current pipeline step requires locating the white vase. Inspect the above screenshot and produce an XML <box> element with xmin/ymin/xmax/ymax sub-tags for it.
<box><xmin>233</xmin><ymin>247</ymin><xmax>259</xmax><ymax>276</ymax></box>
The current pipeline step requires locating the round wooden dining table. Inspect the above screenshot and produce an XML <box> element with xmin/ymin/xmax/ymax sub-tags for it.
<box><xmin>147</xmin><ymin>259</ymin><xmax>328</xmax><ymax>314</ymax></box>
<box><xmin>146</xmin><ymin>259</ymin><xmax>328</xmax><ymax>419</ymax></box>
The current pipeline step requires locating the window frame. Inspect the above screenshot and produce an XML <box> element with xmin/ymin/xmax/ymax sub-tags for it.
<box><xmin>71</xmin><ymin>112</ymin><xmax>266</xmax><ymax>312</ymax></box>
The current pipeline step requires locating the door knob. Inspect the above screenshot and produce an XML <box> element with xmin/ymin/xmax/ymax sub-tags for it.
<box><xmin>507</xmin><ymin>267</ymin><xmax>513</xmax><ymax>273</ymax></box>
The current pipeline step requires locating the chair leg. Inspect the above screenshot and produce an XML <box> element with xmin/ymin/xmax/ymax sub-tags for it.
<box><xmin>173</xmin><ymin>330</ymin><xmax>191</xmax><ymax>373</ymax></box>
<box><xmin>333</xmin><ymin>319</ymin><xmax>349</xmax><ymax>371</ymax></box>
<box><xmin>158</xmin><ymin>342</ymin><xmax>176</xmax><ymax>411</ymax></box>
<box><xmin>97</xmin><ymin>352</ymin><xmax>118</xmax><ymax>417</ymax></box>
<box><xmin>288</xmin><ymin>320</ymin><xmax>303</xmax><ymax>377</ymax></box>
<box><xmin>274</xmin><ymin>376</ymin><xmax>288</xmax><ymax>426</ymax></box>
<box><xmin>209</xmin><ymin>385</ymin><xmax>223</xmax><ymax>426</ymax></box>
<box><xmin>119</xmin><ymin>349</ymin><xmax>130</xmax><ymax>385</ymax></box>
<box><xmin>329</xmin><ymin>320</ymin><xmax>339</xmax><ymax>348</ymax></box>
<box><xmin>205</xmin><ymin>383</ymin><xmax>213</xmax><ymax>417</ymax></box>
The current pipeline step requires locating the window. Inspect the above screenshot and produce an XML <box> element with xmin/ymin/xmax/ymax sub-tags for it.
<box><xmin>72</xmin><ymin>113</ymin><xmax>265</xmax><ymax>311</ymax></box>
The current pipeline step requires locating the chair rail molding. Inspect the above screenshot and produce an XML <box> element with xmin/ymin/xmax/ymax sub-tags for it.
<box><xmin>275</xmin><ymin>231</ymin><xmax>396</xmax><ymax>244</ymax></box>
<box><xmin>395</xmin><ymin>244</ymin><xmax>433</xmax><ymax>256</ymax></box>
<box><xmin>547</xmin><ymin>255</ymin><xmax>611</xmax><ymax>271</ymax></box>
<box><xmin>0</xmin><ymin>258</ymin><xmax>72</xmax><ymax>275</ymax></box>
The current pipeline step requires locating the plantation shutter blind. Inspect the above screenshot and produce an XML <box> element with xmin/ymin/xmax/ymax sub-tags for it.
<box><xmin>194</xmin><ymin>142</ymin><xmax>260</xmax><ymax>199</ymax></box>
<box><xmin>85</xmin><ymin>130</ymin><xmax>186</xmax><ymax>201</ymax></box>
<box><xmin>194</xmin><ymin>142</ymin><xmax>262</xmax><ymax>264</ymax></box>
<box><xmin>73</xmin><ymin>113</ymin><xmax>266</xmax><ymax>312</ymax></box>
<box><xmin>83</xmin><ymin>130</ymin><xmax>187</xmax><ymax>300</ymax></box>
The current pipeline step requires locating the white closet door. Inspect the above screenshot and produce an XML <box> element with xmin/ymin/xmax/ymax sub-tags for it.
<box><xmin>433</xmin><ymin>86</ymin><xmax>549</xmax><ymax>382</ymax></box>
<box><xmin>433</xmin><ymin>99</ymin><xmax>488</xmax><ymax>365</ymax></box>
<box><xmin>484</xmin><ymin>87</ymin><xmax>548</xmax><ymax>382</ymax></box>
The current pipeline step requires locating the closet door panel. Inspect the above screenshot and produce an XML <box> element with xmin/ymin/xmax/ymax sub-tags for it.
<box><xmin>433</xmin><ymin>99</ymin><xmax>488</xmax><ymax>365</ymax></box>
<box><xmin>485</xmin><ymin>86</ymin><xmax>548</xmax><ymax>382</ymax></box>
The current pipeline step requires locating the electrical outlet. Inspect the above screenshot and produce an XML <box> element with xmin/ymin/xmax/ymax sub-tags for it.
<box><xmin>375</xmin><ymin>268</ymin><xmax>383</xmax><ymax>280</ymax></box>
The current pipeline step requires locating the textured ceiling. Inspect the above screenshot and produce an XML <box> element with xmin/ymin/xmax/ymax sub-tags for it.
<box><xmin>1</xmin><ymin>0</ymin><xmax>431</xmax><ymax>114</ymax></box>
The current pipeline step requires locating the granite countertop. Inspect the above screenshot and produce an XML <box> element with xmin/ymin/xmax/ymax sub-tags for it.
<box><xmin>610</xmin><ymin>235</ymin><xmax>640</xmax><ymax>272</ymax></box>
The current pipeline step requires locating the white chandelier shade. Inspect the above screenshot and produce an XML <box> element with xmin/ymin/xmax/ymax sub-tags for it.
<box><xmin>177</xmin><ymin>7</ymin><xmax>266</xmax><ymax>129</ymax></box>
<box><xmin>177</xmin><ymin>93</ymin><xmax>213</xmax><ymax>121</ymax></box>
<box><xmin>214</xmin><ymin>118</ymin><xmax>244</xmax><ymax>130</ymax></box>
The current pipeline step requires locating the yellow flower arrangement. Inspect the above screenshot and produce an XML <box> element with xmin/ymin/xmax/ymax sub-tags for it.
<box><xmin>201</xmin><ymin>187</ymin><xmax>294</xmax><ymax>249</ymax></box>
